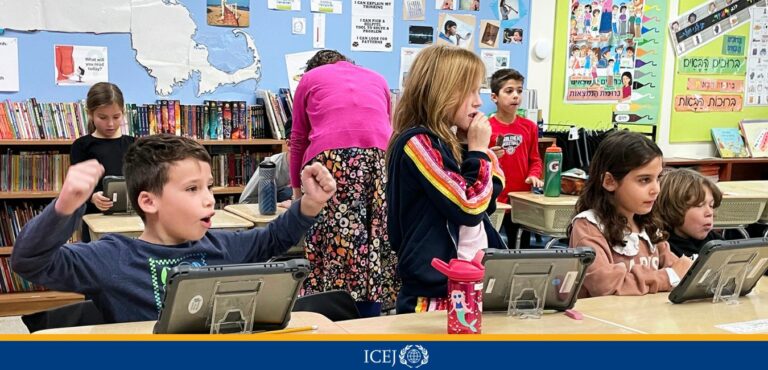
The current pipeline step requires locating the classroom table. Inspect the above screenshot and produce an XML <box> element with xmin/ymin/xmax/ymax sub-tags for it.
<box><xmin>712</xmin><ymin>181</ymin><xmax>768</xmax><ymax>238</ymax></box>
<box><xmin>223</xmin><ymin>204</ymin><xmax>287</xmax><ymax>227</ymax></box>
<box><xmin>33</xmin><ymin>312</ymin><xmax>346</xmax><ymax>334</ymax></box>
<box><xmin>507</xmin><ymin>192</ymin><xmax>578</xmax><ymax>249</ymax></box>
<box><xmin>337</xmin><ymin>310</ymin><xmax>638</xmax><ymax>334</ymax></box>
<box><xmin>574</xmin><ymin>278</ymin><xmax>768</xmax><ymax>334</ymax></box>
<box><xmin>82</xmin><ymin>210</ymin><xmax>254</xmax><ymax>240</ymax></box>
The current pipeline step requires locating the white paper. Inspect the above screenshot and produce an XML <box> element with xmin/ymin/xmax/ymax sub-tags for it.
<box><xmin>268</xmin><ymin>0</ymin><xmax>301</xmax><ymax>11</ymax></box>
<box><xmin>716</xmin><ymin>319</ymin><xmax>768</xmax><ymax>334</ymax></box>
<box><xmin>311</xmin><ymin>0</ymin><xmax>342</xmax><ymax>13</ymax></box>
<box><xmin>352</xmin><ymin>0</ymin><xmax>394</xmax><ymax>16</ymax></box>
<box><xmin>0</xmin><ymin>0</ymin><xmax>130</xmax><ymax>33</ymax></box>
<box><xmin>292</xmin><ymin>17</ymin><xmax>306</xmax><ymax>35</ymax></box>
<box><xmin>399</xmin><ymin>47</ymin><xmax>424</xmax><ymax>90</ymax></box>
<box><xmin>403</xmin><ymin>0</ymin><xmax>425</xmax><ymax>20</ymax></box>
<box><xmin>480</xmin><ymin>50</ymin><xmax>510</xmax><ymax>93</ymax></box>
<box><xmin>746</xmin><ymin>6</ymin><xmax>768</xmax><ymax>106</ymax></box>
<box><xmin>0</xmin><ymin>37</ymin><xmax>20</xmax><ymax>92</ymax></box>
<box><xmin>313</xmin><ymin>13</ymin><xmax>326</xmax><ymax>48</ymax></box>
<box><xmin>435</xmin><ymin>0</ymin><xmax>457</xmax><ymax>11</ymax></box>
<box><xmin>285</xmin><ymin>50</ymin><xmax>318</xmax><ymax>94</ymax></box>
<box><xmin>54</xmin><ymin>45</ymin><xmax>108</xmax><ymax>86</ymax></box>
<box><xmin>351</xmin><ymin>15</ymin><xmax>394</xmax><ymax>52</ymax></box>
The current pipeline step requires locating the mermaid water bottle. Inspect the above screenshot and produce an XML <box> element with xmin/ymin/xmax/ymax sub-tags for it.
<box><xmin>257</xmin><ymin>160</ymin><xmax>277</xmax><ymax>215</ymax></box>
<box><xmin>544</xmin><ymin>143</ymin><xmax>562</xmax><ymax>197</ymax></box>
<box><xmin>431</xmin><ymin>251</ymin><xmax>484</xmax><ymax>334</ymax></box>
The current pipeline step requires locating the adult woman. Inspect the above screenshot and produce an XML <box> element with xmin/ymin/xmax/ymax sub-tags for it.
<box><xmin>290</xmin><ymin>50</ymin><xmax>398</xmax><ymax>317</ymax></box>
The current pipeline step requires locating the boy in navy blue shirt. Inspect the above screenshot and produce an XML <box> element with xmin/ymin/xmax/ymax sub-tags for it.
<box><xmin>12</xmin><ymin>134</ymin><xmax>336</xmax><ymax>323</ymax></box>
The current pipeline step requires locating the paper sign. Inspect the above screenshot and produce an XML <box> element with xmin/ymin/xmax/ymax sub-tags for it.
<box><xmin>310</xmin><ymin>0</ymin><xmax>342</xmax><ymax>13</ymax></box>
<box><xmin>351</xmin><ymin>15</ymin><xmax>393</xmax><ymax>51</ymax></box>
<box><xmin>674</xmin><ymin>94</ymin><xmax>743</xmax><ymax>112</ymax></box>
<box><xmin>0</xmin><ymin>37</ymin><xmax>19</xmax><ymax>92</ymax></box>
<box><xmin>678</xmin><ymin>57</ymin><xmax>746</xmax><ymax>75</ymax></box>
<box><xmin>54</xmin><ymin>44</ymin><xmax>108</xmax><ymax>86</ymax></box>
<box><xmin>722</xmin><ymin>35</ymin><xmax>746</xmax><ymax>56</ymax></box>
<box><xmin>268</xmin><ymin>0</ymin><xmax>301</xmax><ymax>11</ymax></box>
<box><xmin>686</xmin><ymin>78</ymin><xmax>744</xmax><ymax>93</ymax></box>
<box><xmin>403</xmin><ymin>0</ymin><xmax>425</xmax><ymax>20</ymax></box>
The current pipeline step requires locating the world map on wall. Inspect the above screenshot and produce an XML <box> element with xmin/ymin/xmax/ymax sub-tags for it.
<box><xmin>0</xmin><ymin>0</ymin><xmax>261</xmax><ymax>96</ymax></box>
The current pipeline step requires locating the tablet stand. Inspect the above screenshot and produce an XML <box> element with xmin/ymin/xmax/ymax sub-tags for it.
<box><xmin>708</xmin><ymin>252</ymin><xmax>756</xmax><ymax>305</ymax></box>
<box><xmin>208</xmin><ymin>280</ymin><xmax>262</xmax><ymax>334</ymax></box>
<box><xmin>505</xmin><ymin>263</ymin><xmax>554</xmax><ymax>319</ymax></box>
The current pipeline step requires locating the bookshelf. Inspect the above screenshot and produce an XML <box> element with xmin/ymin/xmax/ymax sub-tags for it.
<box><xmin>664</xmin><ymin>157</ymin><xmax>768</xmax><ymax>182</ymax></box>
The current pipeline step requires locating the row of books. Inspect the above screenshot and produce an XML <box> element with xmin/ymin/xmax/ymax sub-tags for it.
<box><xmin>0</xmin><ymin>100</ymin><xmax>89</xmax><ymax>140</ymax></box>
<box><xmin>711</xmin><ymin>120</ymin><xmax>768</xmax><ymax>158</ymax></box>
<box><xmin>0</xmin><ymin>89</ymin><xmax>294</xmax><ymax>141</ymax></box>
<box><xmin>0</xmin><ymin>151</ymin><xmax>69</xmax><ymax>192</ymax></box>
<box><xmin>0</xmin><ymin>201</ymin><xmax>47</xmax><ymax>247</ymax></box>
<box><xmin>210</xmin><ymin>150</ymin><xmax>273</xmax><ymax>188</ymax></box>
<box><xmin>0</xmin><ymin>257</ymin><xmax>46</xmax><ymax>294</ymax></box>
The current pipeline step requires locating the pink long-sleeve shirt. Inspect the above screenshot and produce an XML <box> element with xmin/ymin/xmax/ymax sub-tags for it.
<box><xmin>289</xmin><ymin>61</ymin><xmax>393</xmax><ymax>188</ymax></box>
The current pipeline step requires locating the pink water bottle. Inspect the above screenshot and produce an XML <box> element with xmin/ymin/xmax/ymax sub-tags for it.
<box><xmin>431</xmin><ymin>251</ymin><xmax>484</xmax><ymax>334</ymax></box>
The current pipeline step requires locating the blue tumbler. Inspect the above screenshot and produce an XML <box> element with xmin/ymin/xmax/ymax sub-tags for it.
<box><xmin>257</xmin><ymin>160</ymin><xmax>277</xmax><ymax>215</ymax></box>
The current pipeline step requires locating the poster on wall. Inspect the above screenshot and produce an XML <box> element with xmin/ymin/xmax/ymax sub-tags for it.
<box><xmin>311</xmin><ymin>0</ymin><xmax>343</xmax><ymax>13</ymax></box>
<box><xmin>479</xmin><ymin>20</ymin><xmax>501</xmax><ymax>48</ymax></box>
<box><xmin>669</xmin><ymin>0</ymin><xmax>766</xmax><ymax>57</ymax></box>
<box><xmin>268</xmin><ymin>0</ymin><xmax>301</xmax><ymax>11</ymax></box>
<box><xmin>436</xmin><ymin>13</ymin><xmax>476</xmax><ymax>49</ymax></box>
<box><xmin>284</xmin><ymin>50</ymin><xmax>317</xmax><ymax>93</ymax></box>
<box><xmin>0</xmin><ymin>37</ymin><xmax>19</xmax><ymax>92</ymax></box>
<box><xmin>54</xmin><ymin>45</ymin><xmax>108</xmax><ymax>86</ymax></box>
<box><xmin>351</xmin><ymin>1</ymin><xmax>394</xmax><ymax>51</ymax></box>
<box><xmin>399</xmin><ymin>47</ymin><xmax>424</xmax><ymax>89</ymax></box>
<box><xmin>746</xmin><ymin>6</ymin><xmax>768</xmax><ymax>106</ymax></box>
<box><xmin>480</xmin><ymin>49</ymin><xmax>511</xmax><ymax>93</ymax></box>
<box><xmin>404</xmin><ymin>0</ymin><xmax>426</xmax><ymax>20</ymax></box>
<box><xmin>565</xmin><ymin>0</ymin><xmax>648</xmax><ymax>104</ymax></box>
<box><xmin>436</xmin><ymin>0</ymin><xmax>458</xmax><ymax>10</ymax></box>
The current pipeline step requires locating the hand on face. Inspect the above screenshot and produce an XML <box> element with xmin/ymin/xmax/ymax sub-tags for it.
<box><xmin>467</xmin><ymin>112</ymin><xmax>491</xmax><ymax>152</ymax></box>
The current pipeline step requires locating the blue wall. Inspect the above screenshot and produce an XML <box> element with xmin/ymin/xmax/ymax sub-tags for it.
<box><xmin>1</xmin><ymin>0</ymin><xmax>530</xmax><ymax>113</ymax></box>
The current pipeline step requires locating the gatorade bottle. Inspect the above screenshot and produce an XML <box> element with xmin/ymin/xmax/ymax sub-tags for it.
<box><xmin>544</xmin><ymin>143</ymin><xmax>562</xmax><ymax>197</ymax></box>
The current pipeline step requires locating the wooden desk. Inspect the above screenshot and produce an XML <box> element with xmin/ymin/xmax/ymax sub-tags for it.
<box><xmin>338</xmin><ymin>310</ymin><xmax>637</xmax><ymax>334</ymax></box>
<box><xmin>223</xmin><ymin>204</ymin><xmax>287</xmax><ymax>227</ymax></box>
<box><xmin>575</xmin><ymin>279</ymin><xmax>768</xmax><ymax>334</ymax></box>
<box><xmin>83</xmin><ymin>210</ymin><xmax>254</xmax><ymax>240</ymax></box>
<box><xmin>508</xmin><ymin>192</ymin><xmax>578</xmax><ymax>248</ymax></box>
<box><xmin>34</xmin><ymin>312</ymin><xmax>346</xmax><ymax>334</ymax></box>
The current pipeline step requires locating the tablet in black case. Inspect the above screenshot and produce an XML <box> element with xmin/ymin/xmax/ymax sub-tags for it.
<box><xmin>481</xmin><ymin>247</ymin><xmax>595</xmax><ymax>312</ymax></box>
<box><xmin>153</xmin><ymin>259</ymin><xmax>309</xmax><ymax>334</ymax></box>
<box><xmin>669</xmin><ymin>238</ymin><xmax>768</xmax><ymax>304</ymax></box>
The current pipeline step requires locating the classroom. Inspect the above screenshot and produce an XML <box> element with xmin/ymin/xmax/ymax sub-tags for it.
<box><xmin>1</xmin><ymin>0</ymin><xmax>768</xmax><ymax>338</ymax></box>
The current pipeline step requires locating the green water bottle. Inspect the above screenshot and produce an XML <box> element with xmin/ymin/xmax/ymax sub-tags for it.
<box><xmin>544</xmin><ymin>143</ymin><xmax>562</xmax><ymax>197</ymax></box>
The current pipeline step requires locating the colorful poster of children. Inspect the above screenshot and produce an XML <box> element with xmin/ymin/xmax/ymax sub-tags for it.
<box><xmin>564</xmin><ymin>0</ymin><xmax>646</xmax><ymax>103</ymax></box>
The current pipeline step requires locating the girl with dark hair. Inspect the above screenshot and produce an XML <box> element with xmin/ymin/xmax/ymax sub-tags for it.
<box><xmin>568</xmin><ymin>131</ymin><xmax>692</xmax><ymax>297</ymax></box>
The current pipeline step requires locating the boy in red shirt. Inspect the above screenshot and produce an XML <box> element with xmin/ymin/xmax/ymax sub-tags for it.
<box><xmin>488</xmin><ymin>68</ymin><xmax>543</xmax><ymax>247</ymax></box>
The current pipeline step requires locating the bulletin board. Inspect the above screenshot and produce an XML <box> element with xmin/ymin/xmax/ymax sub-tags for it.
<box><xmin>670</xmin><ymin>0</ymin><xmax>768</xmax><ymax>142</ymax></box>
<box><xmin>549</xmin><ymin>0</ymin><xmax>668</xmax><ymax>129</ymax></box>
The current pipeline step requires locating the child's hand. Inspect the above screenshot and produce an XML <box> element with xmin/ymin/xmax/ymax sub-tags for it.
<box><xmin>91</xmin><ymin>191</ymin><xmax>114</xmax><ymax>211</ymax></box>
<box><xmin>299</xmin><ymin>162</ymin><xmax>337</xmax><ymax>217</ymax></box>
<box><xmin>55</xmin><ymin>160</ymin><xmax>105</xmax><ymax>216</ymax></box>
<box><xmin>490</xmin><ymin>146</ymin><xmax>505</xmax><ymax>158</ymax></box>
<box><xmin>670</xmin><ymin>256</ymin><xmax>694</xmax><ymax>281</ymax></box>
<box><xmin>467</xmin><ymin>113</ymin><xmax>491</xmax><ymax>152</ymax></box>
<box><xmin>277</xmin><ymin>199</ymin><xmax>292</xmax><ymax>209</ymax></box>
<box><xmin>525</xmin><ymin>176</ymin><xmax>543</xmax><ymax>188</ymax></box>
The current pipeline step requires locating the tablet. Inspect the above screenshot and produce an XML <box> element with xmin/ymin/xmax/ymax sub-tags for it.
<box><xmin>102</xmin><ymin>176</ymin><xmax>129</xmax><ymax>215</ymax></box>
<box><xmin>481</xmin><ymin>247</ymin><xmax>595</xmax><ymax>312</ymax></box>
<box><xmin>153</xmin><ymin>259</ymin><xmax>309</xmax><ymax>334</ymax></box>
<box><xmin>668</xmin><ymin>238</ymin><xmax>768</xmax><ymax>304</ymax></box>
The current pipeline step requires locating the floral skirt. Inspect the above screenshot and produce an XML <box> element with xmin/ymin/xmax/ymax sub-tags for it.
<box><xmin>302</xmin><ymin>148</ymin><xmax>399</xmax><ymax>308</ymax></box>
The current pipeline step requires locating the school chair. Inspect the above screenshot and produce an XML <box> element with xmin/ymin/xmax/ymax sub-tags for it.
<box><xmin>292</xmin><ymin>290</ymin><xmax>361</xmax><ymax>322</ymax></box>
<box><xmin>21</xmin><ymin>300</ymin><xmax>105</xmax><ymax>333</ymax></box>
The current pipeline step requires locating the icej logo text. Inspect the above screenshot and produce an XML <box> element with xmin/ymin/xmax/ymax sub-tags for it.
<box><xmin>363</xmin><ymin>345</ymin><xmax>429</xmax><ymax>368</ymax></box>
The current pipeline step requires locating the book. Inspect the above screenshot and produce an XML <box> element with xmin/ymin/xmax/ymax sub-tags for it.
<box><xmin>739</xmin><ymin>120</ymin><xmax>768</xmax><ymax>158</ymax></box>
<box><xmin>711</xmin><ymin>128</ymin><xmax>749</xmax><ymax>158</ymax></box>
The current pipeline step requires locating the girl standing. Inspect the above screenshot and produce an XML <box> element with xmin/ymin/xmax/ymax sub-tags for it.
<box><xmin>386</xmin><ymin>45</ymin><xmax>506</xmax><ymax>313</ymax></box>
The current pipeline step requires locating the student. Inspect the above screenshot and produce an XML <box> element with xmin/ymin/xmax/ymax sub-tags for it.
<box><xmin>487</xmin><ymin>68</ymin><xmax>543</xmax><ymax>248</ymax></box>
<box><xmin>386</xmin><ymin>45</ymin><xmax>506</xmax><ymax>314</ymax></box>
<box><xmin>656</xmin><ymin>168</ymin><xmax>722</xmax><ymax>257</ymax></box>
<box><xmin>11</xmin><ymin>134</ymin><xmax>336</xmax><ymax>323</ymax></box>
<box><xmin>70</xmin><ymin>82</ymin><xmax>135</xmax><ymax>242</ymax></box>
<box><xmin>568</xmin><ymin>131</ymin><xmax>693</xmax><ymax>297</ymax></box>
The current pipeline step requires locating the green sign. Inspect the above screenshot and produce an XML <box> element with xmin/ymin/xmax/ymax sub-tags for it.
<box><xmin>678</xmin><ymin>56</ymin><xmax>746</xmax><ymax>75</ymax></box>
<box><xmin>722</xmin><ymin>36</ymin><xmax>746</xmax><ymax>56</ymax></box>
